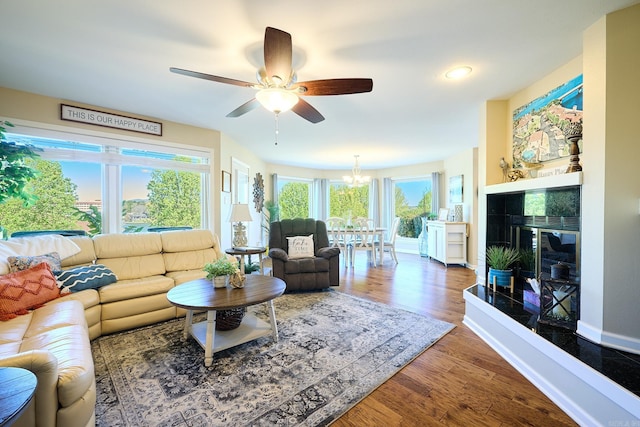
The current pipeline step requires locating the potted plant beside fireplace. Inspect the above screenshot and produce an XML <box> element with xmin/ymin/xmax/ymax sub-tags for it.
<box><xmin>486</xmin><ymin>246</ymin><xmax>520</xmax><ymax>294</ymax></box>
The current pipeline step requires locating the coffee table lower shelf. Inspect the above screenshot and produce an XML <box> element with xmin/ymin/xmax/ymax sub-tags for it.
<box><xmin>189</xmin><ymin>312</ymin><xmax>273</xmax><ymax>355</ymax></box>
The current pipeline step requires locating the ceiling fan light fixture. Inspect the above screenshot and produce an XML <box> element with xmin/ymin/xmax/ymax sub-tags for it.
<box><xmin>445</xmin><ymin>66</ymin><xmax>472</xmax><ymax>80</ymax></box>
<box><xmin>256</xmin><ymin>88</ymin><xmax>299</xmax><ymax>113</ymax></box>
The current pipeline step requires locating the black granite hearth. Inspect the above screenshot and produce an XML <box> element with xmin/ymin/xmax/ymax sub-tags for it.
<box><xmin>467</xmin><ymin>284</ymin><xmax>640</xmax><ymax>397</ymax></box>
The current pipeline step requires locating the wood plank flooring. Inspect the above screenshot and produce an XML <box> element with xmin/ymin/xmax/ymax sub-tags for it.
<box><xmin>332</xmin><ymin>252</ymin><xmax>577</xmax><ymax>427</ymax></box>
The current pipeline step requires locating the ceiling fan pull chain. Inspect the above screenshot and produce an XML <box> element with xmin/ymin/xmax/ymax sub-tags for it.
<box><xmin>274</xmin><ymin>112</ymin><xmax>279</xmax><ymax>146</ymax></box>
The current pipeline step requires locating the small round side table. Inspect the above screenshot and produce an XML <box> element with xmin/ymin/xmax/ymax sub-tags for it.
<box><xmin>225</xmin><ymin>247</ymin><xmax>267</xmax><ymax>275</ymax></box>
<box><xmin>0</xmin><ymin>367</ymin><xmax>37</xmax><ymax>426</ymax></box>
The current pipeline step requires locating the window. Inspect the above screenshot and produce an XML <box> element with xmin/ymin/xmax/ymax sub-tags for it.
<box><xmin>277</xmin><ymin>177</ymin><xmax>311</xmax><ymax>220</ymax></box>
<box><xmin>393</xmin><ymin>178</ymin><xmax>431</xmax><ymax>238</ymax></box>
<box><xmin>1</xmin><ymin>130</ymin><xmax>210</xmax><ymax>236</ymax></box>
<box><xmin>328</xmin><ymin>182</ymin><xmax>369</xmax><ymax>222</ymax></box>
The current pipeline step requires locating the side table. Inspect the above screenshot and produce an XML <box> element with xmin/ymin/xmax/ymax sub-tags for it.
<box><xmin>0</xmin><ymin>367</ymin><xmax>37</xmax><ymax>426</ymax></box>
<box><xmin>225</xmin><ymin>247</ymin><xmax>267</xmax><ymax>275</ymax></box>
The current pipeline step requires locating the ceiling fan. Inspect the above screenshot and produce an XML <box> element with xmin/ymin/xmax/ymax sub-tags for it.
<box><xmin>170</xmin><ymin>27</ymin><xmax>373</xmax><ymax>124</ymax></box>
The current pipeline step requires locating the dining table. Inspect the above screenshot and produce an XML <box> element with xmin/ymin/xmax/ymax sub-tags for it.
<box><xmin>339</xmin><ymin>227</ymin><xmax>387</xmax><ymax>265</ymax></box>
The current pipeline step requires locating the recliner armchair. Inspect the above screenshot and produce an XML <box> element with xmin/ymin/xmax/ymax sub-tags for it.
<box><xmin>268</xmin><ymin>219</ymin><xmax>340</xmax><ymax>292</ymax></box>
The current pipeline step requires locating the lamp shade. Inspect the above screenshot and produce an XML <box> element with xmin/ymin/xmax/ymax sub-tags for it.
<box><xmin>229</xmin><ymin>203</ymin><xmax>252</xmax><ymax>223</ymax></box>
<box><xmin>255</xmin><ymin>88</ymin><xmax>299</xmax><ymax>113</ymax></box>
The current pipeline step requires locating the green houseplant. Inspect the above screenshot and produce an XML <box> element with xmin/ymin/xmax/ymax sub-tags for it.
<box><xmin>203</xmin><ymin>258</ymin><xmax>239</xmax><ymax>288</ymax></box>
<box><xmin>517</xmin><ymin>248</ymin><xmax>536</xmax><ymax>279</ymax></box>
<box><xmin>486</xmin><ymin>246</ymin><xmax>520</xmax><ymax>290</ymax></box>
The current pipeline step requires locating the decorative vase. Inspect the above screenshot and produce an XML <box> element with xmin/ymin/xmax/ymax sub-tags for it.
<box><xmin>488</xmin><ymin>268</ymin><xmax>512</xmax><ymax>288</ymax></box>
<box><xmin>418</xmin><ymin>217</ymin><xmax>428</xmax><ymax>257</ymax></box>
<box><xmin>212</xmin><ymin>275</ymin><xmax>229</xmax><ymax>288</ymax></box>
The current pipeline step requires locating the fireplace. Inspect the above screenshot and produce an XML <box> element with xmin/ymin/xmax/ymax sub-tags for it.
<box><xmin>486</xmin><ymin>184</ymin><xmax>581</xmax><ymax>286</ymax></box>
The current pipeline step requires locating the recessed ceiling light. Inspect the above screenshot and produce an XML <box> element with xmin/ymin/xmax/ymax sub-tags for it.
<box><xmin>445</xmin><ymin>66</ymin><xmax>472</xmax><ymax>80</ymax></box>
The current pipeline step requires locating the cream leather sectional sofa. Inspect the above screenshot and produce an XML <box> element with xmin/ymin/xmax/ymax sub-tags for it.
<box><xmin>0</xmin><ymin>229</ymin><xmax>230</xmax><ymax>427</ymax></box>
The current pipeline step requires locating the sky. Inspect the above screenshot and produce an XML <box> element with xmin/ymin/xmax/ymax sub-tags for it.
<box><xmin>61</xmin><ymin>161</ymin><xmax>430</xmax><ymax>204</ymax></box>
<box><xmin>396</xmin><ymin>180</ymin><xmax>431</xmax><ymax>205</ymax></box>
<box><xmin>60</xmin><ymin>162</ymin><xmax>151</xmax><ymax>201</ymax></box>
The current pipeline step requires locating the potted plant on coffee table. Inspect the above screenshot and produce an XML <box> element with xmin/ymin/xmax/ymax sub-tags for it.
<box><xmin>486</xmin><ymin>245</ymin><xmax>520</xmax><ymax>294</ymax></box>
<box><xmin>203</xmin><ymin>258</ymin><xmax>239</xmax><ymax>288</ymax></box>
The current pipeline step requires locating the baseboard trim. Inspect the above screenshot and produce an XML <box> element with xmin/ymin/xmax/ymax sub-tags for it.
<box><xmin>463</xmin><ymin>287</ymin><xmax>640</xmax><ymax>426</ymax></box>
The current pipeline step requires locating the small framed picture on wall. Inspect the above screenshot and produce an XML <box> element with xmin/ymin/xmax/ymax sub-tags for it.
<box><xmin>221</xmin><ymin>171</ymin><xmax>231</xmax><ymax>193</ymax></box>
<box><xmin>449</xmin><ymin>175</ymin><xmax>463</xmax><ymax>204</ymax></box>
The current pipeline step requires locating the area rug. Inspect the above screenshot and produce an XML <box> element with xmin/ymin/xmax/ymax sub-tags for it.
<box><xmin>92</xmin><ymin>290</ymin><xmax>454</xmax><ymax>426</ymax></box>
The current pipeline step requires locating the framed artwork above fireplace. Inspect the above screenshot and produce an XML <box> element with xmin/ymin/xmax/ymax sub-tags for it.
<box><xmin>512</xmin><ymin>74</ymin><xmax>583</xmax><ymax>169</ymax></box>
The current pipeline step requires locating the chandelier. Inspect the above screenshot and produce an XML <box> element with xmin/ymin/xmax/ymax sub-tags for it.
<box><xmin>343</xmin><ymin>155</ymin><xmax>370</xmax><ymax>187</ymax></box>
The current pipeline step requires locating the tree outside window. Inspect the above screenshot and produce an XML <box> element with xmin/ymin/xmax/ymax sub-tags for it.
<box><xmin>329</xmin><ymin>183</ymin><xmax>368</xmax><ymax>222</ymax></box>
<box><xmin>277</xmin><ymin>180</ymin><xmax>310</xmax><ymax>220</ymax></box>
<box><xmin>394</xmin><ymin>179</ymin><xmax>432</xmax><ymax>238</ymax></box>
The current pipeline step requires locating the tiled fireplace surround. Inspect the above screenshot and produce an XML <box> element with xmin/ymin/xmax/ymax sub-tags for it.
<box><xmin>463</xmin><ymin>173</ymin><xmax>640</xmax><ymax>425</ymax></box>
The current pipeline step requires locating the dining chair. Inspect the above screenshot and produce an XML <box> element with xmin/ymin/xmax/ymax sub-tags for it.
<box><xmin>348</xmin><ymin>217</ymin><xmax>377</xmax><ymax>267</ymax></box>
<box><xmin>379</xmin><ymin>216</ymin><xmax>400</xmax><ymax>264</ymax></box>
<box><xmin>326</xmin><ymin>216</ymin><xmax>350</xmax><ymax>264</ymax></box>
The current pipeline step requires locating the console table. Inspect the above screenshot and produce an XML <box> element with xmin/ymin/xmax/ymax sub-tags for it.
<box><xmin>426</xmin><ymin>221</ymin><xmax>468</xmax><ymax>266</ymax></box>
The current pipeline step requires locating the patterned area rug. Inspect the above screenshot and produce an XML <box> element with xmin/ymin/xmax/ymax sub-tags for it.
<box><xmin>92</xmin><ymin>290</ymin><xmax>454</xmax><ymax>426</ymax></box>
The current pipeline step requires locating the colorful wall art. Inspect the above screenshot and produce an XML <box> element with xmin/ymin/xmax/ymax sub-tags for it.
<box><xmin>512</xmin><ymin>74</ymin><xmax>583</xmax><ymax>169</ymax></box>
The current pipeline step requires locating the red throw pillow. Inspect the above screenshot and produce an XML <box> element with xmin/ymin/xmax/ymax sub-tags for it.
<box><xmin>0</xmin><ymin>262</ymin><xmax>60</xmax><ymax>321</ymax></box>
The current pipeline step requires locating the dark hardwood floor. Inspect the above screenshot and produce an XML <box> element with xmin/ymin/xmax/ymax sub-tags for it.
<box><xmin>332</xmin><ymin>251</ymin><xmax>577</xmax><ymax>427</ymax></box>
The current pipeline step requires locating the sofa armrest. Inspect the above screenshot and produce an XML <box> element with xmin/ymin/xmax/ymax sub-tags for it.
<box><xmin>0</xmin><ymin>350</ymin><xmax>59</xmax><ymax>427</ymax></box>
<box><xmin>317</xmin><ymin>246</ymin><xmax>340</xmax><ymax>259</ymax></box>
<box><xmin>269</xmin><ymin>248</ymin><xmax>289</xmax><ymax>262</ymax></box>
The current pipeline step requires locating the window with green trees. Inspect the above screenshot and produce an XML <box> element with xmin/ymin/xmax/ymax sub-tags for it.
<box><xmin>394</xmin><ymin>178</ymin><xmax>432</xmax><ymax>238</ymax></box>
<box><xmin>277</xmin><ymin>178</ymin><xmax>311</xmax><ymax>220</ymax></box>
<box><xmin>329</xmin><ymin>183</ymin><xmax>369</xmax><ymax>221</ymax></box>
<box><xmin>0</xmin><ymin>132</ymin><xmax>209</xmax><ymax>236</ymax></box>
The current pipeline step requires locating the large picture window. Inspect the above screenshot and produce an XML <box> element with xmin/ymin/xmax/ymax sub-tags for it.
<box><xmin>328</xmin><ymin>182</ymin><xmax>369</xmax><ymax>223</ymax></box>
<box><xmin>1</xmin><ymin>129</ymin><xmax>210</xmax><ymax>236</ymax></box>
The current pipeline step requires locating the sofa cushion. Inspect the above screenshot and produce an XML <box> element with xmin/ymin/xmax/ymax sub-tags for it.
<box><xmin>98</xmin><ymin>275</ymin><xmax>174</xmax><ymax>304</ymax></box>
<box><xmin>163</xmin><ymin>248</ymin><xmax>220</xmax><ymax>272</ymax></box>
<box><xmin>286</xmin><ymin>235</ymin><xmax>315</xmax><ymax>259</ymax></box>
<box><xmin>0</xmin><ymin>263</ymin><xmax>60</xmax><ymax>321</ymax></box>
<box><xmin>60</xmin><ymin>236</ymin><xmax>97</xmax><ymax>268</ymax></box>
<box><xmin>161</xmin><ymin>229</ymin><xmax>217</xmax><ymax>252</ymax></box>
<box><xmin>98</xmin><ymin>254</ymin><xmax>166</xmax><ymax>281</ymax></box>
<box><xmin>55</xmin><ymin>264</ymin><xmax>118</xmax><ymax>293</ymax></box>
<box><xmin>93</xmin><ymin>232</ymin><xmax>163</xmax><ymax>258</ymax></box>
<box><xmin>7</xmin><ymin>252</ymin><xmax>62</xmax><ymax>273</ymax></box>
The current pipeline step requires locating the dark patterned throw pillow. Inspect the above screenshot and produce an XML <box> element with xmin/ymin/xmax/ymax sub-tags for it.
<box><xmin>7</xmin><ymin>252</ymin><xmax>62</xmax><ymax>273</ymax></box>
<box><xmin>55</xmin><ymin>264</ymin><xmax>118</xmax><ymax>293</ymax></box>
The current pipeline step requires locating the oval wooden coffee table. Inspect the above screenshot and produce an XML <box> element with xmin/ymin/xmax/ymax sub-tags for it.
<box><xmin>167</xmin><ymin>275</ymin><xmax>286</xmax><ymax>367</ymax></box>
<box><xmin>0</xmin><ymin>367</ymin><xmax>37</xmax><ymax>426</ymax></box>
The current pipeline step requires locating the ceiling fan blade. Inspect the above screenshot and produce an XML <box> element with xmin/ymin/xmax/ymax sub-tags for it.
<box><xmin>170</xmin><ymin>67</ymin><xmax>254</xmax><ymax>88</ymax></box>
<box><xmin>264</xmin><ymin>27</ymin><xmax>293</xmax><ymax>85</ymax></box>
<box><xmin>291</xmin><ymin>78</ymin><xmax>373</xmax><ymax>96</ymax></box>
<box><xmin>291</xmin><ymin>98</ymin><xmax>325</xmax><ymax>123</ymax></box>
<box><xmin>226</xmin><ymin>98</ymin><xmax>260</xmax><ymax>118</ymax></box>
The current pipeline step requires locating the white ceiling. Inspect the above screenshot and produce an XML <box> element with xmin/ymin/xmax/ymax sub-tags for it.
<box><xmin>1</xmin><ymin>0</ymin><xmax>637</xmax><ymax>170</ymax></box>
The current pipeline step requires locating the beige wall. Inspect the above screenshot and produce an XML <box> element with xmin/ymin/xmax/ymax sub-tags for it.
<box><xmin>578</xmin><ymin>4</ymin><xmax>640</xmax><ymax>352</ymax></box>
<box><xmin>444</xmin><ymin>147</ymin><xmax>478</xmax><ymax>267</ymax></box>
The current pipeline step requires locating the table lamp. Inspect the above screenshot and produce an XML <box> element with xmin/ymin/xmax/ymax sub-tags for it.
<box><xmin>229</xmin><ymin>203</ymin><xmax>252</xmax><ymax>248</ymax></box>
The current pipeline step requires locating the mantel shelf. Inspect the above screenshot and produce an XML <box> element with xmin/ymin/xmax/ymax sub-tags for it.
<box><xmin>485</xmin><ymin>171</ymin><xmax>582</xmax><ymax>195</ymax></box>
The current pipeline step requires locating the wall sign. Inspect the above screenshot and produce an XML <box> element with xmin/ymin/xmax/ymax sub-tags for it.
<box><xmin>60</xmin><ymin>104</ymin><xmax>162</xmax><ymax>136</ymax></box>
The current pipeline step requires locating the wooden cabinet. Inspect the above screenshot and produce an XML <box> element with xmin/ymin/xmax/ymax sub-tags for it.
<box><xmin>426</xmin><ymin>221</ymin><xmax>467</xmax><ymax>266</ymax></box>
